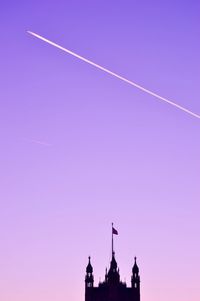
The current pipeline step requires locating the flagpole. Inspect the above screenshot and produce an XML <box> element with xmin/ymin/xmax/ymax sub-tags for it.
<box><xmin>112</xmin><ymin>222</ymin><xmax>113</xmax><ymax>255</ymax></box>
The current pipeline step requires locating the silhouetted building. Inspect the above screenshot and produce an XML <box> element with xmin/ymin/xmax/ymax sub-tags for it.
<box><xmin>85</xmin><ymin>226</ymin><xmax>140</xmax><ymax>301</ymax></box>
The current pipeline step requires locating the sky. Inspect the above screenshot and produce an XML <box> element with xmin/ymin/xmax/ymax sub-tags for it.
<box><xmin>0</xmin><ymin>1</ymin><xmax>200</xmax><ymax>301</ymax></box>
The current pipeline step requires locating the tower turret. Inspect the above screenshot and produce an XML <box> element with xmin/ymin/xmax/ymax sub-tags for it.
<box><xmin>85</xmin><ymin>226</ymin><xmax>141</xmax><ymax>301</ymax></box>
<box><xmin>85</xmin><ymin>256</ymin><xmax>94</xmax><ymax>288</ymax></box>
<box><xmin>131</xmin><ymin>257</ymin><xmax>140</xmax><ymax>300</ymax></box>
<box><xmin>107</xmin><ymin>252</ymin><xmax>120</xmax><ymax>284</ymax></box>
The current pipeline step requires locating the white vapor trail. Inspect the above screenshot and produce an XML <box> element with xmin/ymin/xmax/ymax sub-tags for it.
<box><xmin>29</xmin><ymin>139</ymin><xmax>52</xmax><ymax>146</ymax></box>
<box><xmin>24</xmin><ymin>138</ymin><xmax>52</xmax><ymax>146</ymax></box>
<box><xmin>27</xmin><ymin>30</ymin><xmax>200</xmax><ymax>120</ymax></box>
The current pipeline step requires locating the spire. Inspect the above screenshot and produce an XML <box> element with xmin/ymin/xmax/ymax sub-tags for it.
<box><xmin>132</xmin><ymin>257</ymin><xmax>139</xmax><ymax>274</ymax></box>
<box><xmin>110</xmin><ymin>252</ymin><xmax>117</xmax><ymax>271</ymax></box>
<box><xmin>86</xmin><ymin>256</ymin><xmax>93</xmax><ymax>274</ymax></box>
<box><xmin>85</xmin><ymin>256</ymin><xmax>94</xmax><ymax>288</ymax></box>
<box><xmin>131</xmin><ymin>256</ymin><xmax>140</xmax><ymax>297</ymax></box>
<box><xmin>107</xmin><ymin>251</ymin><xmax>120</xmax><ymax>284</ymax></box>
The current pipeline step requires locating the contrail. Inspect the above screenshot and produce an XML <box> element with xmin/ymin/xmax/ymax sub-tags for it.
<box><xmin>27</xmin><ymin>30</ymin><xmax>200</xmax><ymax>120</ymax></box>
<box><xmin>29</xmin><ymin>139</ymin><xmax>52</xmax><ymax>146</ymax></box>
<box><xmin>24</xmin><ymin>138</ymin><xmax>52</xmax><ymax>146</ymax></box>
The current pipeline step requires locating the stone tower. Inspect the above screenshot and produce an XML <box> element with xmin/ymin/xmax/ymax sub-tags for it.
<box><xmin>85</xmin><ymin>226</ymin><xmax>140</xmax><ymax>301</ymax></box>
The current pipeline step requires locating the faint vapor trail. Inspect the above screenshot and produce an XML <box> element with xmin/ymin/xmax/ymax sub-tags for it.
<box><xmin>27</xmin><ymin>30</ymin><xmax>200</xmax><ymax>120</ymax></box>
<box><xmin>25</xmin><ymin>138</ymin><xmax>52</xmax><ymax>146</ymax></box>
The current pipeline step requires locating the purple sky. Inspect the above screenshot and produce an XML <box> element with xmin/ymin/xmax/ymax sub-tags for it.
<box><xmin>0</xmin><ymin>1</ymin><xmax>200</xmax><ymax>301</ymax></box>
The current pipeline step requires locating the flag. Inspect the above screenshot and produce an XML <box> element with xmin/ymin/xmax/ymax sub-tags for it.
<box><xmin>112</xmin><ymin>227</ymin><xmax>118</xmax><ymax>235</ymax></box>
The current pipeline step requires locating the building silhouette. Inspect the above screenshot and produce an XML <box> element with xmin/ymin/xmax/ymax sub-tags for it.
<box><xmin>85</xmin><ymin>226</ymin><xmax>140</xmax><ymax>301</ymax></box>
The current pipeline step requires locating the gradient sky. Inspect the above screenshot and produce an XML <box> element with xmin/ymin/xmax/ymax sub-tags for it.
<box><xmin>0</xmin><ymin>1</ymin><xmax>200</xmax><ymax>301</ymax></box>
